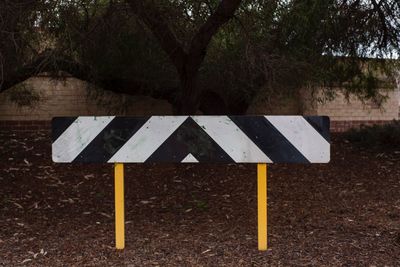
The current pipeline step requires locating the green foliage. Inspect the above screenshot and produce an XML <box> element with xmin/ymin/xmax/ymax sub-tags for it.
<box><xmin>344</xmin><ymin>121</ymin><xmax>400</xmax><ymax>151</ymax></box>
<box><xmin>1</xmin><ymin>0</ymin><xmax>399</xmax><ymax>110</ymax></box>
<box><xmin>48</xmin><ymin>1</ymin><xmax>178</xmax><ymax>96</ymax></box>
<box><xmin>202</xmin><ymin>0</ymin><xmax>399</xmax><ymax>108</ymax></box>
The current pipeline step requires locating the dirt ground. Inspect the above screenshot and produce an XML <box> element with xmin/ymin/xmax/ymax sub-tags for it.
<box><xmin>0</xmin><ymin>130</ymin><xmax>399</xmax><ymax>266</ymax></box>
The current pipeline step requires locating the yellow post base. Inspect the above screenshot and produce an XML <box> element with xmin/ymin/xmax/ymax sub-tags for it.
<box><xmin>113</xmin><ymin>163</ymin><xmax>267</xmax><ymax>250</ymax></box>
<box><xmin>257</xmin><ymin>163</ymin><xmax>268</xmax><ymax>251</ymax></box>
<box><xmin>115</xmin><ymin>163</ymin><xmax>125</xmax><ymax>249</ymax></box>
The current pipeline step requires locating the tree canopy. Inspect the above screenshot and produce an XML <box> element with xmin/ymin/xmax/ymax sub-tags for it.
<box><xmin>1</xmin><ymin>0</ymin><xmax>399</xmax><ymax>114</ymax></box>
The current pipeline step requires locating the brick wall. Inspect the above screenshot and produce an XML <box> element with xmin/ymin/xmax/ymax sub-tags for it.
<box><xmin>0</xmin><ymin>75</ymin><xmax>399</xmax><ymax>132</ymax></box>
<box><xmin>309</xmin><ymin>88</ymin><xmax>399</xmax><ymax>121</ymax></box>
<box><xmin>247</xmin><ymin>91</ymin><xmax>302</xmax><ymax>115</ymax></box>
<box><xmin>247</xmin><ymin>85</ymin><xmax>399</xmax><ymax>132</ymax></box>
<box><xmin>0</xmin><ymin>120</ymin><xmax>50</xmax><ymax>131</ymax></box>
<box><xmin>0</xmin><ymin>75</ymin><xmax>173</xmax><ymax>131</ymax></box>
<box><xmin>330</xmin><ymin>120</ymin><xmax>394</xmax><ymax>132</ymax></box>
<box><xmin>301</xmin><ymin>87</ymin><xmax>399</xmax><ymax>132</ymax></box>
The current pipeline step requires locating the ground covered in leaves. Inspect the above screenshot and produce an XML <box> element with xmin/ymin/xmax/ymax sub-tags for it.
<box><xmin>0</xmin><ymin>130</ymin><xmax>399</xmax><ymax>266</ymax></box>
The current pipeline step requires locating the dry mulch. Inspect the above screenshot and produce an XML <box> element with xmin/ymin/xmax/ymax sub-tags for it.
<box><xmin>0</xmin><ymin>131</ymin><xmax>399</xmax><ymax>266</ymax></box>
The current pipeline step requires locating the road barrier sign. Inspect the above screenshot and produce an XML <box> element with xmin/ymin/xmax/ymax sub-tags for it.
<box><xmin>52</xmin><ymin>116</ymin><xmax>330</xmax><ymax>250</ymax></box>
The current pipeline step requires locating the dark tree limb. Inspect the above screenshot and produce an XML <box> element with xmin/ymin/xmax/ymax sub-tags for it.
<box><xmin>371</xmin><ymin>0</ymin><xmax>389</xmax><ymax>47</ymax></box>
<box><xmin>126</xmin><ymin>0</ymin><xmax>186</xmax><ymax>73</ymax></box>
<box><xmin>0</xmin><ymin>49</ymin><xmax>182</xmax><ymax>109</ymax></box>
<box><xmin>2</xmin><ymin>0</ymin><xmax>243</xmax><ymax>114</ymax></box>
<box><xmin>188</xmin><ymin>0</ymin><xmax>242</xmax><ymax>67</ymax></box>
<box><xmin>0</xmin><ymin>50</ymin><xmax>90</xmax><ymax>93</ymax></box>
<box><xmin>126</xmin><ymin>0</ymin><xmax>242</xmax><ymax>113</ymax></box>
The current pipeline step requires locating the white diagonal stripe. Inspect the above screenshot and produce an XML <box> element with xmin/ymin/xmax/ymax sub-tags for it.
<box><xmin>108</xmin><ymin>116</ymin><xmax>188</xmax><ymax>163</ymax></box>
<box><xmin>265</xmin><ymin>116</ymin><xmax>330</xmax><ymax>163</ymax></box>
<box><xmin>181</xmin><ymin>153</ymin><xmax>199</xmax><ymax>163</ymax></box>
<box><xmin>52</xmin><ymin>116</ymin><xmax>115</xmax><ymax>162</ymax></box>
<box><xmin>192</xmin><ymin>116</ymin><xmax>272</xmax><ymax>163</ymax></box>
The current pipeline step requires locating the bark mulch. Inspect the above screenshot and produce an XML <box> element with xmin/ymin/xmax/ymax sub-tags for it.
<box><xmin>0</xmin><ymin>131</ymin><xmax>399</xmax><ymax>266</ymax></box>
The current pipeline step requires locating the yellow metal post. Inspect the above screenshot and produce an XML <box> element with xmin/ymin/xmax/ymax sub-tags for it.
<box><xmin>114</xmin><ymin>163</ymin><xmax>125</xmax><ymax>249</ymax></box>
<box><xmin>257</xmin><ymin>163</ymin><xmax>267</xmax><ymax>251</ymax></box>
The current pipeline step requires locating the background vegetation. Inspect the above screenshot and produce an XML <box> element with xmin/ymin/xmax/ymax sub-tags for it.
<box><xmin>344</xmin><ymin>120</ymin><xmax>400</xmax><ymax>150</ymax></box>
<box><xmin>1</xmin><ymin>0</ymin><xmax>399</xmax><ymax>114</ymax></box>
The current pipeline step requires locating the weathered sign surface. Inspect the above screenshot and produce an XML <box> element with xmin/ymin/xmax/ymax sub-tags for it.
<box><xmin>52</xmin><ymin>116</ymin><xmax>330</xmax><ymax>163</ymax></box>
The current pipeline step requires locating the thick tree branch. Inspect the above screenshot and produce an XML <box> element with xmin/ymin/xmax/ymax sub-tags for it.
<box><xmin>0</xmin><ymin>51</ymin><xmax>90</xmax><ymax>92</ymax></box>
<box><xmin>126</xmin><ymin>0</ymin><xmax>186</xmax><ymax>72</ymax></box>
<box><xmin>371</xmin><ymin>0</ymin><xmax>388</xmax><ymax>47</ymax></box>
<box><xmin>0</xmin><ymin>49</ymin><xmax>180</xmax><ymax>106</ymax></box>
<box><xmin>180</xmin><ymin>0</ymin><xmax>242</xmax><ymax>113</ymax></box>
<box><xmin>127</xmin><ymin>0</ymin><xmax>242</xmax><ymax>73</ymax></box>
<box><xmin>126</xmin><ymin>0</ymin><xmax>242</xmax><ymax>113</ymax></box>
<box><xmin>188</xmin><ymin>0</ymin><xmax>242</xmax><ymax>68</ymax></box>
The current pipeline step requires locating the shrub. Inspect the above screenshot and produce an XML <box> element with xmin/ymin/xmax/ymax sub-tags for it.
<box><xmin>344</xmin><ymin>121</ymin><xmax>400</xmax><ymax>151</ymax></box>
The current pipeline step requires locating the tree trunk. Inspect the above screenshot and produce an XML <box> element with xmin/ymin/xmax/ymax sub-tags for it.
<box><xmin>127</xmin><ymin>0</ymin><xmax>243</xmax><ymax>114</ymax></box>
<box><xmin>176</xmin><ymin>60</ymin><xmax>202</xmax><ymax>114</ymax></box>
<box><xmin>178</xmin><ymin>78</ymin><xmax>199</xmax><ymax>114</ymax></box>
<box><xmin>178</xmin><ymin>81</ymin><xmax>200</xmax><ymax>114</ymax></box>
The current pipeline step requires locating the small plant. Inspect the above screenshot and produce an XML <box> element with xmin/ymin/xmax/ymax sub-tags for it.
<box><xmin>194</xmin><ymin>199</ymin><xmax>209</xmax><ymax>211</ymax></box>
<box><xmin>344</xmin><ymin>121</ymin><xmax>400</xmax><ymax>151</ymax></box>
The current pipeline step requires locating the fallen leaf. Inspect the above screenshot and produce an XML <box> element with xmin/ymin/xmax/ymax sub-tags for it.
<box><xmin>99</xmin><ymin>212</ymin><xmax>111</xmax><ymax>218</ymax></box>
<box><xmin>201</xmin><ymin>249</ymin><xmax>212</xmax><ymax>254</ymax></box>
<box><xmin>84</xmin><ymin>174</ymin><xmax>95</xmax><ymax>180</ymax></box>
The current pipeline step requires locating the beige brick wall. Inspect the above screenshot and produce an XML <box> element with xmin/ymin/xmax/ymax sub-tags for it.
<box><xmin>0</xmin><ymin>75</ymin><xmax>399</xmax><ymax>123</ymax></box>
<box><xmin>246</xmin><ymin>91</ymin><xmax>302</xmax><ymax>115</ymax></box>
<box><xmin>247</xmin><ymin>85</ymin><xmax>399</xmax><ymax>121</ymax></box>
<box><xmin>0</xmin><ymin>75</ymin><xmax>173</xmax><ymax>121</ymax></box>
<box><xmin>303</xmin><ymin>87</ymin><xmax>399</xmax><ymax>121</ymax></box>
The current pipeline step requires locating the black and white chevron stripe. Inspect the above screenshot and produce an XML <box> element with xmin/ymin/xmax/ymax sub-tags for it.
<box><xmin>52</xmin><ymin>116</ymin><xmax>330</xmax><ymax>163</ymax></box>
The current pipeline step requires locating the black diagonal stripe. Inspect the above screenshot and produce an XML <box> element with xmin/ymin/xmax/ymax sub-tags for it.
<box><xmin>229</xmin><ymin>116</ymin><xmax>310</xmax><ymax>163</ymax></box>
<box><xmin>51</xmin><ymin>117</ymin><xmax>78</xmax><ymax>142</ymax></box>
<box><xmin>72</xmin><ymin>117</ymin><xmax>150</xmax><ymax>163</ymax></box>
<box><xmin>146</xmin><ymin>117</ymin><xmax>235</xmax><ymax>163</ymax></box>
<box><xmin>304</xmin><ymin>116</ymin><xmax>330</xmax><ymax>143</ymax></box>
